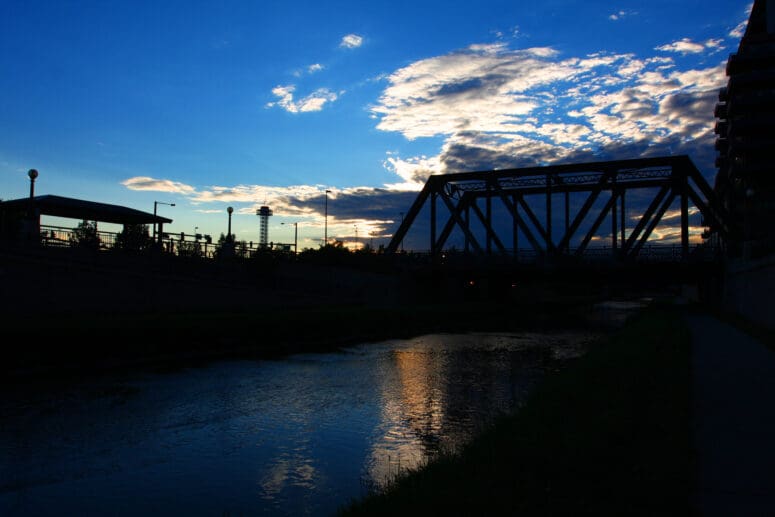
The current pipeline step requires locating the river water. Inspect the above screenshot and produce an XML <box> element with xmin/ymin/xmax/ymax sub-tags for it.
<box><xmin>1</xmin><ymin>330</ymin><xmax>602</xmax><ymax>516</ymax></box>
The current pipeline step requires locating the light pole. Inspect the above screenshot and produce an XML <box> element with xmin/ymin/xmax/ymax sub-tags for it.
<box><xmin>354</xmin><ymin>225</ymin><xmax>358</xmax><ymax>249</ymax></box>
<box><xmin>153</xmin><ymin>200</ymin><xmax>175</xmax><ymax>243</ymax></box>
<box><xmin>27</xmin><ymin>169</ymin><xmax>39</xmax><ymax>241</ymax></box>
<box><xmin>194</xmin><ymin>226</ymin><xmax>199</xmax><ymax>239</ymax></box>
<box><xmin>28</xmin><ymin>169</ymin><xmax>38</xmax><ymax>200</ymax></box>
<box><xmin>282</xmin><ymin>222</ymin><xmax>299</xmax><ymax>254</ymax></box>
<box><xmin>324</xmin><ymin>189</ymin><xmax>331</xmax><ymax>246</ymax></box>
<box><xmin>227</xmin><ymin>206</ymin><xmax>234</xmax><ymax>239</ymax></box>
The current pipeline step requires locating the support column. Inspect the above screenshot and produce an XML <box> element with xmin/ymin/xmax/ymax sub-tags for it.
<box><xmin>681</xmin><ymin>180</ymin><xmax>689</xmax><ymax>258</ymax></box>
<box><xmin>620</xmin><ymin>190</ymin><xmax>626</xmax><ymax>245</ymax></box>
<box><xmin>564</xmin><ymin>190</ymin><xmax>570</xmax><ymax>254</ymax></box>
<box><xmin>464</xmin><ymin>203</ymin><xmax>470</xmax><ymax>253</ymax></box>
<box><xmin>486</xmin><ymin>183</ymin><xmax>492</xmax><ymax>255</ymax></box>
<box><xmin>430</xmin><ymin>191</ymin><xmax>437</xmax><ymax>256</ymax></box>
<box><xmin>512</xmin><ymin>194</ymin><xmax>519</xmax><ymax>261</ymax></box>
<box><xmin>612</xmin><ymin>190</ymin><xmax>618</xmax><ymax>254</ymax></box>
<box><xmin>546</xmin><ymin>174</ymin><xmax>552</xmax><ymax>254</ymax></box>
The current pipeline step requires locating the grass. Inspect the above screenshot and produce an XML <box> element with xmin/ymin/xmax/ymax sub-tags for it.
<box><xmin>338</xmin><ymin>303</ymin><xmax>693</xmax><ymax>516</ymax></box>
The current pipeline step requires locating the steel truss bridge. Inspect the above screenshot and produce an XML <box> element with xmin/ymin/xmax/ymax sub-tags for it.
<box><xmin>387</xmin><ymin>155</ymin><xmax>730</xmax><ymax>262</ymax></box>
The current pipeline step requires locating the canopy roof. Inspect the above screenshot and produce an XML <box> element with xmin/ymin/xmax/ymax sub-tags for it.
<box><xmin>0</xmin><ymin>195</ymin><xmax>172</xmax><ymax>226</ymax></box>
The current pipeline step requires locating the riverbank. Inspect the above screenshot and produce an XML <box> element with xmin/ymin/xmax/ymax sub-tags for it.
<box><xmin>338</xmin><ymin>303</ymin><xmax>692</xmax><ymax>515</ymax></box>
<box><xmin>1</xmin><ymin>244</ymin><xmax>673</xmax><ymax>383</ymax></box>
<box><xmin>1</xmin><ymin>293</ymin><xmax>616</xmax><ymax>383</ymax></box>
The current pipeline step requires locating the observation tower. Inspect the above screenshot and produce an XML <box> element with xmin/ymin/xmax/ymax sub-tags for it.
<box><xmin>256</xmin><ymin>205</ymin><xmax>273</xmax><ymax>248</ymax></box>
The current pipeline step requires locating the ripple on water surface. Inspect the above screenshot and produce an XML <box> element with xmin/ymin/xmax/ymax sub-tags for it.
<box><xmin>0</xmin><ymin>330</ymin><xmax>599</xmax><ymax>516</ymax></box>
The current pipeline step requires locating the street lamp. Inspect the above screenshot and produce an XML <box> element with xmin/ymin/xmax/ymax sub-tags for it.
<box><xmin>194</xmin><ymin>226</ymin><xmax>199</xmax><ymax>240</ymax></box>
<box><xmin>354</xmin><ymin>225</ymin><xmax>358</xmax><ymax>249</ymax></box>
<box><xmin>324</xmin><ymin>189</ymin><xmax>332</xmax><ymax>246</ymax></box>
<box><xmin>153</xmin><ymin>200</ymin><xmax>175</xmax><ymax>242</ymax></box>
<box><xmin>27</xmin><ymin>169</ymin><xmax>39</xmax><ymax>240</ymax></box>
<box><xmin>282</xmin><ymin>221</ymin><xmax>299</xmax><ymax>254</ymax></box>
<box><xmin>227</xmin><ymin>206</ymin><xmax>234</xmax><ymax>239</ymax></box>
<box><xmin>28</xmin><ymin>169</ymin><xmax>38</xmax><ymax>200</ymax></box>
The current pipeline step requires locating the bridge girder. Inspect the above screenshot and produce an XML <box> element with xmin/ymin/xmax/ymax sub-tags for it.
<box><xmin>386</xmin><ymin>155</ymin><xmax>730</xmax><ymax>261</ymax></box>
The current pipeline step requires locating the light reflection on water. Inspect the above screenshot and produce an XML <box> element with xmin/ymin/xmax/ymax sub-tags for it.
<box><xmin>0</xmin><ymin>330</ymin><xmax>598</xmax><ymax>516</ymax></box>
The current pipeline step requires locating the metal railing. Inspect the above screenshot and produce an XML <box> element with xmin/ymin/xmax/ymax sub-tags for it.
<box><xmin>38</xmin><ymin>225</ymin><xmax>295</xmax><ymax>259</ymax></box>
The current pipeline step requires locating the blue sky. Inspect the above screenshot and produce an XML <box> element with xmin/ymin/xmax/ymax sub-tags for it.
<box><xmin>0</xmin><ymin>1</ymin><xmax>753</xmax><ymax>250</ymax></box>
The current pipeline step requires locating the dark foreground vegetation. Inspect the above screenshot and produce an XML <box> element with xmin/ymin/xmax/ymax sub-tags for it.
<box><xmin>1</xmin><ymin>297</ymin><xmax>602</xmax><ymax>382</ymax></box>
<box><xmin>338</xmin><ymin>304</ymin><xmax>692</xmax><ymax>516</ymax></box>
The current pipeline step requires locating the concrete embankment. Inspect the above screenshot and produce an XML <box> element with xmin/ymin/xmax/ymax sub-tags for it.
<box><xmin>721</xmin><ymin>254</ymin><xmax>775</xmax><ymax>331</ymax></box>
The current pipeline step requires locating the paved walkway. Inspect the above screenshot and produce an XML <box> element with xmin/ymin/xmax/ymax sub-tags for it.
<box><xmin>688</xmin><ymin>314</ymin><xmax>775</xmax><ymax>516</ymax></box>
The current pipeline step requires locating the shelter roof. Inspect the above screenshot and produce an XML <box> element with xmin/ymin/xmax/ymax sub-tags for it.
<box><xmin>0</xmin><ymin>195</ymin><xmax>173</xmax><ymax>225</ymax></box>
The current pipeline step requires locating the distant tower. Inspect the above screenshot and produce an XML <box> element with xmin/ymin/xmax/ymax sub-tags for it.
<box><xmin>715</xmin><ymin>0</ymin><xmax>775</xmax><ymax>259</ymax></box>
<box><xmin>256</xmin><ymin>205</ymin><xmax>273</xmax><ymax>248</ymax></box>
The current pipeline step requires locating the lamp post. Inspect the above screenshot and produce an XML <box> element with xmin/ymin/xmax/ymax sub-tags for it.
<box><xmin>354</xmin><ymin>225</ymin><xmax>358</xmax><ymax>249</ymax></box>
<box><xmin>324</xmin><ymin>189</ymin><xmax>332</xmax><ymax>246</ymax></box>
<box><xmin>28</xmin><ymin>169</ymin><xmax>38</xmax><ymax>200</ymax></box>
<box><xmin>27</xmin><ymin>169</ymin><xmax>39</xmax><ymax>241</ymax></box>
<box><xmin>227</xmin><ymin>206</ymin><xmax>234</xmax><ymax>239</ymax></box>
<box><xmin>282</xmin><ymin>221</ymin><xmax>299</xmax><ymax>254</ymax></box>
<box><xmin>153</xmin><ymin>200</ymin><xmax>175</xmax><ymax>243</ymax></box>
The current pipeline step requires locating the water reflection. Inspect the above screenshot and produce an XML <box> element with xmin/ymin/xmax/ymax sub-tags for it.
<box><xmin>366</xmin><ymin>332</ymin><xmax>592</xmax><ymax>490</ymax></box>
<box><xmin>0</xmin><ymin>330</ymin><xmax>599</xmax><ymax>516</ymax></box>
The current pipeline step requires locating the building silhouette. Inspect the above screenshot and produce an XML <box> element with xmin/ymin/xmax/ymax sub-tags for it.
<box><xmin>714</xmin><ymin>0</ymin><xmax>775</xmax><ymax>259</ymax></box>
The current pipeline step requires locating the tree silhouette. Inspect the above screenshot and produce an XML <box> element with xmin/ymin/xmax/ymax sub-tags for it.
<box><xmin>215</xmin><ymin>232</ymin><xmax>236</xmax><ymax>259</ymax></box>
<box><xmin>70</xmin><ymin>220</ymin><xmax>100</xmax><ymax>250</ymax></box>
<box><xmin>113</xmin><ymin>223</ymin><xmax>152</xmax><ymax>253</ymax></box>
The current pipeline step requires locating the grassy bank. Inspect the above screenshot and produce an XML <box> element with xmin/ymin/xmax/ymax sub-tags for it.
<box><xmin>338</xmin><ymin>304</ymin><xmax>692</xmax><ymax>516</ymax></box>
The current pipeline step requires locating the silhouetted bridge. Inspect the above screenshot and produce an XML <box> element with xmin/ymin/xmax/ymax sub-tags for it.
<box><xmin>387</xmin><ymin>155</ymin><xmax>730</xmax><ymax>264</ymax></box>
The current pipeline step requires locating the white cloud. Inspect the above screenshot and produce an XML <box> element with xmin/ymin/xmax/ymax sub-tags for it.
<box><xmin>382</xmin><ymin>153</ymin><xmax>444</xmax><ymax>191</ymax></box>
<box><xmin>308</xmin><ymin>63</ymin><xmax>323</xmax><ymax>74</ymax></box>
<box><xmin>371</xmin><ymin>40</ymin><xmax>726</xmax><ymax>187</ymax></box>
<box><xmin>120</xmin><ymin>177</ymin><xmax>412</xmax><ymax>241</ymax></box>
<box><xmin>122</xmin><ymin>176</ymin><xmax>196</xmax><ymax>195</ymax></box>
<box><xmin>729</xmin><ymin>3</ymin><xmax>753</xmax><ymax>39</ymax></box>
<box><xmin>609</xmin><ymin>10</ymin><xmax>636</xmax><ymax>21</ymax></box>
<box><xmin>730</xmin><ymin>21</ymin><xmax>747</xmax><ymax>39</ymax></box>
<box><xmin>340</xmin><ymin>34</ymin><xmax>363</xmax><ymax>49</ymax></box>
<box><xmin>371</xmin><ymin>45</ymin><xmax>575</xmax><ymax>140</ymax></box>
<box><xmin>655</xmin><ymin>38</ymin><xmax>709</xmax><ymax>55</ymax></box>
<box><xmin>266</xmin><ymin>85</ymin><xmax>339</xmax><ymax>113</ymax></box>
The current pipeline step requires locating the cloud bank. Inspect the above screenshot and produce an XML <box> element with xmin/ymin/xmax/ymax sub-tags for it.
<box><xmin>127</xmin><ymin>31</ymin><xmax>734</xmax><ymax>247</ymax></box>
<box><xmin>370</xmin><ymin>41</ymin><xmax>726</xmax><ymax>185</ymax></box>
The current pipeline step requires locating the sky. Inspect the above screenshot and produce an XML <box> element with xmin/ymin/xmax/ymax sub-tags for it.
<box><xmin>0</xmin><ymin>0</ymin><xmax>754</xmax><ymax>251</ymax></box>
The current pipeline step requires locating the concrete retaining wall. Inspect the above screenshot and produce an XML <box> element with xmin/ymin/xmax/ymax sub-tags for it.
<box><xmin>723</xmin><ymin>255</ymin><xmax>775</xmax><ymax>330</ymax></box>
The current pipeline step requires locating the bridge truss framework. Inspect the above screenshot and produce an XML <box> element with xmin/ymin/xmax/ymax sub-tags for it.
<box><xmin>386</xmin><ymin>155</ymin><xmax>730</xmax><ymax>261</ymax></box>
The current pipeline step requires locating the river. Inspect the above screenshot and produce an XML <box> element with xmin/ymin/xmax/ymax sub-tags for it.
<box><xmin>1</xmin><ymin>329</ymin><xmax>603</xmax><ymax>516</ymax></box>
